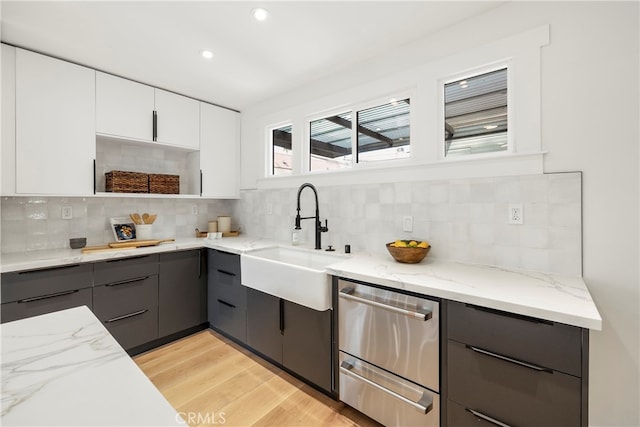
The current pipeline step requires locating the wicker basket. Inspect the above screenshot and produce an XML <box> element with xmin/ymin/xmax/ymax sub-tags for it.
<box><xmin>149</xmin><ymin>174</ymin><xmax>180</xmax><ymax>194</ymax></box>
<box><xmin>105</xmin><ymin>171</ymin><xmax>149</xmax><ymax>193</ymax></box>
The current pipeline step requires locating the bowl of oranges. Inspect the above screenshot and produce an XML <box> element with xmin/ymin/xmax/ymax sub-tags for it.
<box><xmin>386</xmin><ymin>240</ymin><xmax>431</xmax><ymax>264</ymax></box>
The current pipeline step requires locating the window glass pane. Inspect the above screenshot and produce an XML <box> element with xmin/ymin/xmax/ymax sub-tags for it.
<box><xmin>444</xmin><ymin>68</ymin><xmax>507</xmax><ymax>157</ymax></box>
<box><xmin>272</xmin><ymin>124</ymin><xmax>292</xmax><ymax>176</ymax></box>
<box><xmin>309</xmin><ymin>112</ymin><xmax>352</xmax><ymax>172</ymax></box>
<box><xmin>357</xmin><ymin>99</ymin><xmax>410</xmax><ymax>163</ymax></box>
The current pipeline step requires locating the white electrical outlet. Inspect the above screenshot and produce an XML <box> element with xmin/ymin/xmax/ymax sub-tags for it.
<box><xmin>191</xmin><ymin>205</ymin><xmax>198</xmax><ymax>215</ymax></box>
<box><xmin>62</xmin><ymin>206</ymin><xmax>73</xmax><ymax>220</ymax></box>
<box><xmin>403</xmin><ymin>215</ymin><xmax>413</xmax><ymax>232</ymax></box>
<box><xmin>508</xmin><ymin>204</ymin><xmax>523</xmax><ymax>225</ymax></box>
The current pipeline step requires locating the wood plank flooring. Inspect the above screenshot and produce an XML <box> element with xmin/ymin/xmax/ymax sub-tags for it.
<box><xmin>134</xmin><ymin>329</ymin><xmax>381</xmax><ymax>427</ymax></box>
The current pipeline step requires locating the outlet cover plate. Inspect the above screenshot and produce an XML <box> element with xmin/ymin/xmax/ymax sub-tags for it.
<box><xmin>403</xmin><ymin>215</ymin><xmax>413</xmax><ymax>232</ymax></box>
<box><xmin>62</xmin><ymin>206</ymin><xmax>73</xmax><ymax>220</ymax></box>
<box><xmin>508</xmin><ymin>204</ymin><xmax>523</xmax><ymax>225</ymax></box>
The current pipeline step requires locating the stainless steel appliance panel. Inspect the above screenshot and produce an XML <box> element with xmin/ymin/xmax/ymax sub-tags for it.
<box><xmin>338</xmin><ymin>279</ymin><xmax>439</xmax><ymax>392</ymax></box>
<box><xmin>339</xmin><ymin>351</ymin><xmax>439</xmax><ymax>427</ymax></box>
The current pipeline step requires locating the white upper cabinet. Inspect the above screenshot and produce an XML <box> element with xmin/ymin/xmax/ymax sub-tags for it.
<box><xmin>154</xmin><ymin>89</ymin><xmax>200</xmax><ymax>150</ymax></box>
<box><xmin>95</xmin><ymin>72</ymin><xmax>154</xmax><ymax>141</ymax></box>
<box><xmin>2</xmin><ymin>44</ymin><xmax>16</xmax><ymax>195</ymax></box>
<box><xmin>96</xmin><ymin>73</ymin><xmax>199</xmax><ymax>150</ymax></box>
<box><xmin>200</xmin><ymin>102</ymin><xmax>240</xmax><ymax>198</ymax></box>
<box><xmin>15</xmin><ymin>49</ymin><xmax>95</xmax><ymax>195</ymax></box>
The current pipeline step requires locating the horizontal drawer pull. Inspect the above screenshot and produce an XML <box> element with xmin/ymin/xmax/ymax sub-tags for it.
<box><xmin>340</xmin><ymin>361</ymin><xmax>433</xmax><ymax>414</ymax></box>
<box><xmin>339</xmin><ymin>287</ymin><xmax>432</xmax><ymax>321</ymax></box>
<box><xmin>216</xmin><ymin>269</ymin><xmax>236</xmax><ymax>277</ymax></box>
<box><xmin>465</xmin><ymin>303</ymin><xmax>553</xmax><ymax>326</ymax></box>
<box><xmin>18</xmin><ymin>289</ymin><xmax>79</xmax><ymax>303</ymax></box>
<box><xmin>467</xmin><ymin>345</ymin><xmax>552</xmax><ymax>373</ymax></box>
<box><xmin>105</xmin><ymin>255</ymin><xmax>151</xmax><ymax>263</ymax></box>
<box><xmin>465</xmin><ymin>408</ymin><xmax>512</xmax><ymax>427</ymax></box>
<box><xmin>105</xmin><ymin>276</ymin><xmax>150</xmax><ymax>287</ymax></box>
<box><xmin>18</xmin><ymin>264</ymin><xmax>81</xmax><ymax>275</ymax></box>
<box><xmin>217</xmin><ymin>299</ymin><xmax>236</xmax><ymax>309</ymax></box>
<box><xmin>105</xmin><ymin>309</ymin><xmax>148</xmax><ymax>323</ymax></box>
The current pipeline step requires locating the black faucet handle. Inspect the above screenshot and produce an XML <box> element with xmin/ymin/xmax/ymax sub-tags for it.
<box><xmin>320</xmin><ymin>219</ymin><xmax>329</xmax><ymax>232</ymax></box>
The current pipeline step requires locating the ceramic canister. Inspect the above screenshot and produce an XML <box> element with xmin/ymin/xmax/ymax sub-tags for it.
<box><xmin>217</xmin><ymin>216</ymin><xmax>231</xmax><ymax>233</ymax></box>
<box><xmin>208</xmin><ymin>221</ymin><xmax>218</xmax><ymax>232</ymax></box>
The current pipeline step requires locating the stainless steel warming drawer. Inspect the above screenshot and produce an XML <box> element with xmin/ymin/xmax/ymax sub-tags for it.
<box><xmin>338</xmin><ymin>278</ymin><xmax>440</xmax><ymax>426</ymax></box>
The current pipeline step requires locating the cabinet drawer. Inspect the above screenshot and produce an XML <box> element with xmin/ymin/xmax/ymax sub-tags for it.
<box><xmin>1</xmin><ymin>264</ymin><xmax>93</xmax><ymax>303</ymax></box>
<box><xmin>1</xmin><ymin>288</ymin><xmax>92</xmax><ymax>323</ymax></box>
<box><xmin>93</xmin><ymin>255</ymin><xmax>158</xmax><ymax>286</ymax></box>
<box><xmin>447</xmin><ymin>300</ymin><xmax>582</xmax><ymax>376</ymax></box>
<box><xmin>448</xmin><ymin>340</ymin><xmax>581</xmax><ymax>427</ymax></box>
<box><xmin>208</xmin><ymin>294</ymin><xmax>246</xmax><ymax>342</ymax></box>
<box><xmin>212</xmin><ymin>250</ymin><xmax>241</xmax><ymax>276</ymax></box>
<box><xmin>93</xmin><ymin>275</ymin><xmax>158</xmax><ymax>350</ymax></box>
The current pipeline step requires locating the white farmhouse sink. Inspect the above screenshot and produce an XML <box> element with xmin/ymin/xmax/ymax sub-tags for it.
<box><xmin>241</xmin><ymin>246</ymin><xmax>347</xmax><ymax>311</ymax></box>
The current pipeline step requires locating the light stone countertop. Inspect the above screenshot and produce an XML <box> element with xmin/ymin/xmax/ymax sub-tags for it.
<box><xmin>0</xmin><ymin>306</ymin><xmax>183</xmax><ymax>426</ymax></box>
<box><xmin>0</xmin><ymin>236</ymin><xmax>602</xmax><ymax>330</ymax></box>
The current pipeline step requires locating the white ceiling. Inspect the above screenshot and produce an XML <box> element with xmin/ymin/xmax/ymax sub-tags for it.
<box><xmin>1</xmin><ymin>1</ymin><xmax>505</xmax><ymax>111</ymax></box>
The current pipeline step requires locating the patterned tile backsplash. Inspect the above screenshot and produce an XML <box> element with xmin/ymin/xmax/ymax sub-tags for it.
<box><xmin>233</xmin><ymin>172</ymin><xmax>583</xmax><ymax>276</ymax></box>
<box><xmin>1</xmin><ymin>196</ymin><xmax>236</xmax><ymax>253</ymax></box>
<box><xmin>1</xmin><ymin>172</ymin><xmax>582</xmax><ymax>276</ymax></box>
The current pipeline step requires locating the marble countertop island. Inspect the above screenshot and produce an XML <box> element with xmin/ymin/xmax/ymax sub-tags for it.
<box><xmin>1</xmin><ymin>306</ymin><xmax>182</xmax><ymax>426</ymax></box>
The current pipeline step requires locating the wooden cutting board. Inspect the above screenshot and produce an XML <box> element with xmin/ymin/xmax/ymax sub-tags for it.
<box><xmin>81</xmin><ymin>239</ymin><xmax>175</xmax><ymax>254</ymax></box>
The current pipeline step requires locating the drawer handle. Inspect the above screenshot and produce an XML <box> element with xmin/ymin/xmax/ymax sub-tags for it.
<box><xmin>467</xmin><ymin>345</ymin><xmax>552</xmax><ymax>373</ymax></box>
<box><xmin>339</xmin><ymin>288</ymin><xmax>432</xmax><ymax>321</ymax></box>
<box><xmin>105</xmin><ymin>276</ymin><xmax>149</xmax><ymax>287</ymax></box>
<box><xmin>217</xmin><ymin>269</ymin><xmax>236</xmax><ymax>277</ymax></box>
<box><xmin>105</xmin><ymin>255</ymin><xmax>150</xmax><ymax>263</ymax></box>
<box><xmin>18</xmin><ymin>264</ymin><xmax>81</xmax><ymax>274</ymax></box>
<box><xmin>465</xmin><ymin>303</ymin><xmax>553</xmax><ymax>326</ymax></box>
<box><xmin>18</xmin><ymin>289</ymin><xmax>79</xmax><ymax>303</ymax></box>
<box><xmin>217</xmin><ymin>299</ymin><xmax>236</xmax><ymax>309</ymax></box>
<box><xmin>465</xmin><ymin>408</ymin><xmax>512</xmax><ymax>427</ymax></box>
<box><xmin>105</xmin><ymin>309</ymin><xmax>148</xmax><ymax>323</ymax></box>
<box><xmin>340</xmin><ymin>361</ymin><xmax>433</xmax><ymax>414</ymax></box>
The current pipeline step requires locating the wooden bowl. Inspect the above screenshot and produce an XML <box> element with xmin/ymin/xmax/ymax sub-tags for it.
<box><xmin>386</xmin><ymin>241</ymin><xmax>431</xmax><ymax>264</ymax></box>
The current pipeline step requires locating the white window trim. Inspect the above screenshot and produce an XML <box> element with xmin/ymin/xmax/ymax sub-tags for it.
<box><xmin>256</xmin><ymin>25</ymin><xmax>549</xmax><ymax>190</ymax></box>
<box><xmin>266</xmin><ymin>121</ymin><xmax>293</xmax><ymax>177</ymax></box>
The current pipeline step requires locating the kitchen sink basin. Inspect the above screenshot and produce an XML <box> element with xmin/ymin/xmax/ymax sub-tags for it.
<box><xmin>240</xmin><ymin>246</ymin><xmax>347</xmax><ymax>311</ymax></box>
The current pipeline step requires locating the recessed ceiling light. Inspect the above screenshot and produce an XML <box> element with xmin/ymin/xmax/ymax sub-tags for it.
<box><xmin>252</xmin><ymin>7</ymin><xmax>269</xmax><ymax>21</ymax></box>
<box><xmin>200</xmin><ymin>49</ymin><xmax>214</xmax><ymax>60</ymax></box>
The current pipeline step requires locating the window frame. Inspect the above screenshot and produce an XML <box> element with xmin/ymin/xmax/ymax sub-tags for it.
<box><xmin>267</xmin><ymin>121</ymin><xmax>294</xmax><ymax>177</ymax></box>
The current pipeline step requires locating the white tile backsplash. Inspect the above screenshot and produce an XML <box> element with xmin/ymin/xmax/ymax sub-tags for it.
<box><xmin>234</xmin><ymin>172</ymin><xmax>583</xmax><ymax>275</ymax></box>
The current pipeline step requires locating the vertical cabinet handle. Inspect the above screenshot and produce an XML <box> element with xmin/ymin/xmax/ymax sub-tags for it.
<box><xmin>93</xmin><ymin>159</ymin><xmax>96</xmax><ymax>194</ymax></box>
<box><xmin>279</xmin><ymin>298</ymin><xmax>285</xmax><ymax>334</ymax></box>
<box><xmin>200</xmin><ymin>169</ymin><xmax>203</xmax><ymax>197</ymax></box>
<box><xmin>152</xmin><ymin>110</ymin><xmax>158</xmax><ymax>141</ymax></box>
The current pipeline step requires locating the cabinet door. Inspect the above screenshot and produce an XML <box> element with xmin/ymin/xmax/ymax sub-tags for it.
<box><xmin>246</xmin><ymin>288</ymin><xmax>282</xmax><ymax>363</ymax></box>
<box><xmin>155</xmin><ymin>89</ymin><xmax>199</xmax><ymax>150</ymax></box>
<box><xmin>96</xmin><ymin>72</ymin><xmax>154</xmax><ymax>141</ymax></box>
<box><xmin>2</xmin><ymin>44</ymin><xmax>16</xmax><ymax>195</ymax></box>
<box><xmin>283</xmin><ymin>301</ymin><xmax>332</xmax><ymax>392</ymax></box>
<box><xmin>200</xmin><ymin>103</ymin><xmax>240</xmax><ymax>198</ymax></box>
<box><xmin>159</xmin><ymin>250</ymin><xmax>206</xmax><ymax>337</ymax></box>
<box><xmin>15</xmin><ymin>49</ymin><xmax>95</xmax><ymax>195</ymax></box>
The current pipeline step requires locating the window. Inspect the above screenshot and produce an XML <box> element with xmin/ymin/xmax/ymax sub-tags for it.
<box><xmin>357</xmin><ymin>98</ymin><xmax>411</xmax><ymax>163</ymax></box>
<box><xmin>271</xmin><ymin>124</ymin><xmax>292</xmax><ymax>176</ymax></box>
<box><xmin>309</xmin><ymin>112</ymin><xmax>352</xmax><ymax>172</ymax></box>
<box><xmin>444</xmin><ymin>67</ymin><xmax>508</xmax><ymax>157</ymax></box>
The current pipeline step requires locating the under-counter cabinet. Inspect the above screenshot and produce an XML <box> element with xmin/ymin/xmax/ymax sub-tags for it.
<box><xmin>208</xmin><ymin>250</ymin><xmax>246</xmax><ymax>343</ymax></box>
<box><xmin>446</xmin><ymin>300</ymin><xmax>588</xmax><ymax>427</ymax></box>
<box><xmin>15</xmin><ymin>48</ymin><xmax>95</xmax><ymax>194</ymax></box>
<box><xmin>93</xmin><ymin>255</ymin><xmax>159</xmax><ymax>351</ymax></box>
<box><xmin>1</xmin><ymin>264</ymin><xmax>93</xmax><ymax>323</ymax></box>
<box><xmin>96</xmin><ymin>72</ymin><xmax>199</xmax><ymax>149</ymax></box>
<box><xmin>158</xmin><ymin>249</ymin><xmax>207</xmax><ymax>337</ymax></box>
<box><xmin>246</xmin><ymin>288</ymin><xmax>332</xmax><ymax>393</ymax></box>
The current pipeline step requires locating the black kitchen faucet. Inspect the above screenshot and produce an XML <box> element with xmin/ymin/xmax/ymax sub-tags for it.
<box><xmin>295</xmin><ymin>183</ymin><xmax>328</xmax><ymax>250</ymax></box>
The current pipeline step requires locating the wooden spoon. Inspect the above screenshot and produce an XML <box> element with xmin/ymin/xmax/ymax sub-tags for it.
<box><xmin>130</xmin><ymin>213</ymin><xmax>142</xmax><ymax>225</ymax></box>
<box><xmin>142</xmin><ymin>213</ymin><xmax>150</xmax><ymax>224</ymax></box>
<box><xmin>147</xmin><ymin>214</ymin><xmax>157</xmax><ymax>224</ymax></box>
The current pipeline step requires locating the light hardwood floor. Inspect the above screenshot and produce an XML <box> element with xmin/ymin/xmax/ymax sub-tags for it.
<box><xmin>134</xmin><ymin>329</ymin><xmax>382</xmax><ymax>427</ymax></box>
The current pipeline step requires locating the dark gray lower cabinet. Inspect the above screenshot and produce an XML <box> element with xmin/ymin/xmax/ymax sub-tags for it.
<box><xmin>1</xmin><ymin>263</ymin><xmax>93</xmax><ymax>323</ymax></box>
<box><xmin>208</xmin><ymin>249</ymin><xmax>246</xmax><ymax>343</ymax></box>
<box><xmin>446</xmin><ymin>300</ymin><xmax>588</xmax><ymax>427</ymax></box>
<box><xmin>93</xmin><ymin>255</ymin><xmax>159</xmax><ymax>351</ymax></box>
<box><xmin>159</xmin><ymin>249</ymin><xmax>207</xmax><ymax>337</ymax></box>
<box><xmin>246</xmin><ymin>287</ymin><xmax>332</xmax><ymax>393</ymax></box>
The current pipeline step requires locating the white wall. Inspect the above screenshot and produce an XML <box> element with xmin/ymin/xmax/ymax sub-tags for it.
<box><xmin>239</xmin><ymin>2</ymin><xmax>639</xmax><ymax>425</ymax></box>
